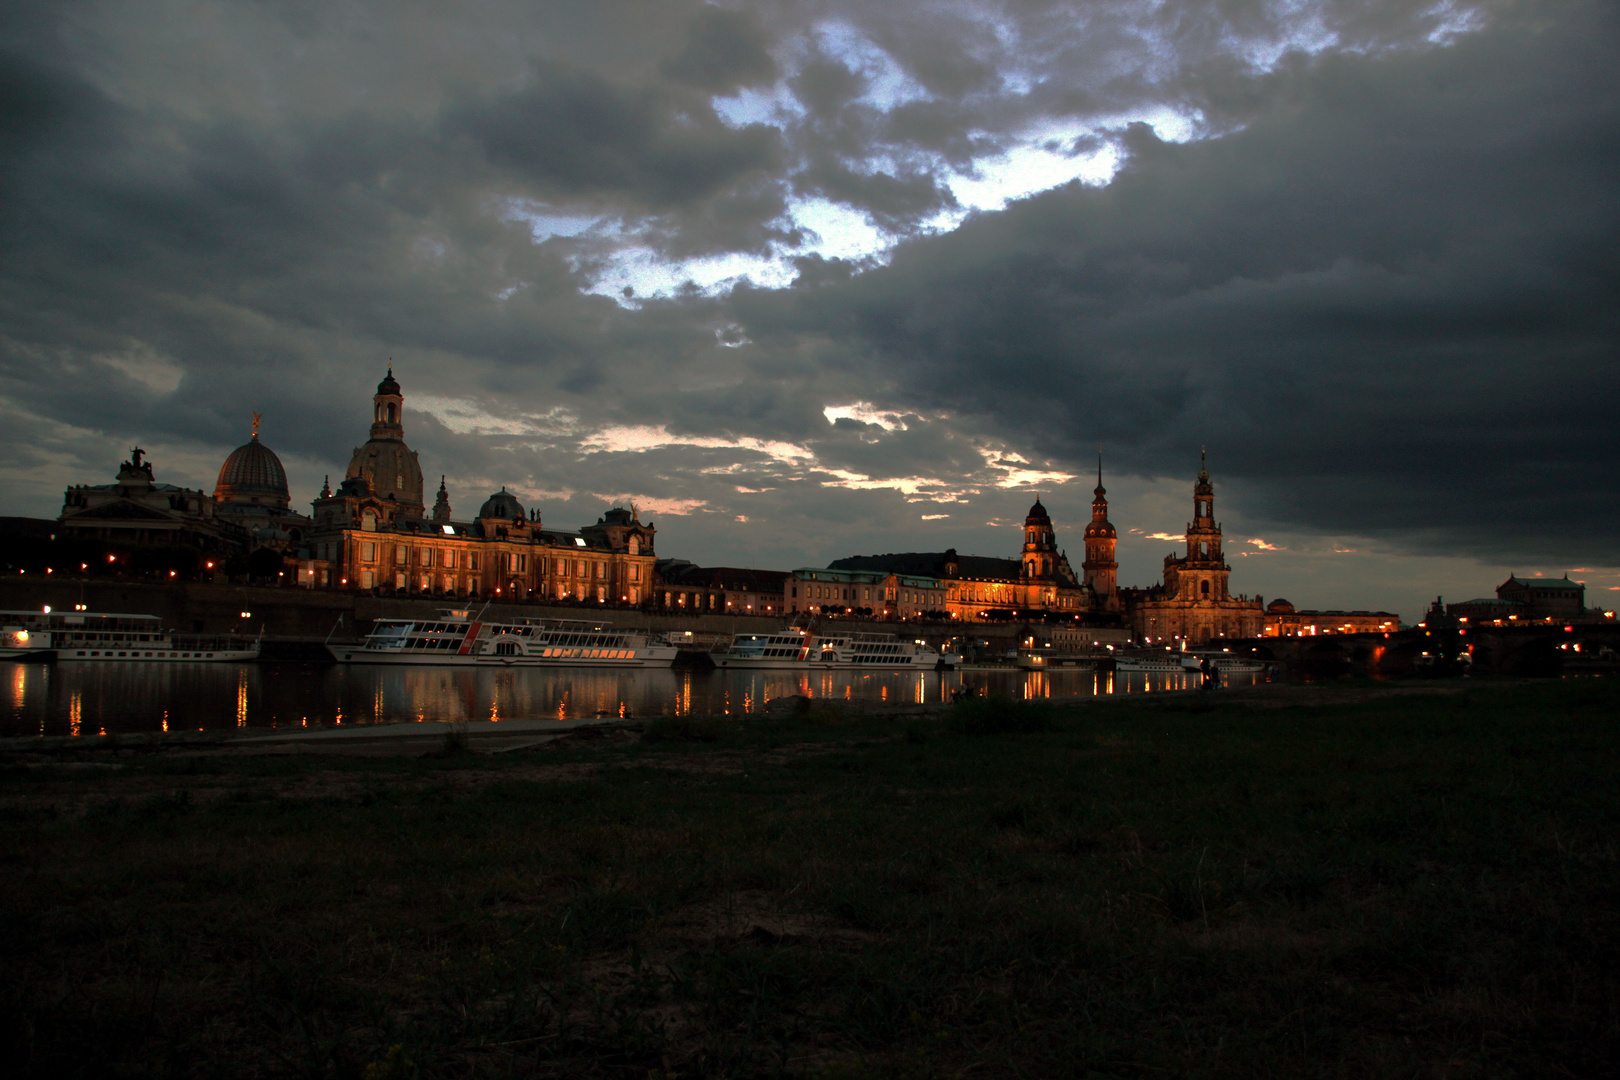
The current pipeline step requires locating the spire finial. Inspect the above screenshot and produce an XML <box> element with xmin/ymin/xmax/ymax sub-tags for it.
<box><xmin>1198</xmin><ymin>446</ymin><xmax>1209</xmax><ymax>482</ymax></box>
<box><xmin>251</xmin><ymin>410</ymin><xmax>262</xmax><ymax>438</ymax></box>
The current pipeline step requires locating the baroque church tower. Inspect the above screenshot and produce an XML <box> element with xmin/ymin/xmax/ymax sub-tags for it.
<box><xmin>1021</xmin><ymin>497</ymin><xmax>1057</xmax><ymax>581</ymax></box>
<box><xmin>1124</xmin><ymin>451</ymin><xmax>1264</xmax><ymax>646</ymax></box>
<box><xmin>1164</xmin><ymin>450</ymin><xmax>1231</xmax><ymax>603</ymax></box>
<box><xmin>1081</xmin><ymin>453</ymin><xmax>1119</xmax><ymax>610</ymax></box>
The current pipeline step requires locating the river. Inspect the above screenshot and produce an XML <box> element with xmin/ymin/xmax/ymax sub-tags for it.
<box><xmin>2</xmin><ymin>661</ymin><xmax>1265</xmax><ymax>738</ymax></box>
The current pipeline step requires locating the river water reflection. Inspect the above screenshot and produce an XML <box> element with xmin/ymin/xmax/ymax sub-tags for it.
<box><xmin>4</xmin><ymin>661</ymin><xmax>1266</xmax><ymax>738</ymax></box>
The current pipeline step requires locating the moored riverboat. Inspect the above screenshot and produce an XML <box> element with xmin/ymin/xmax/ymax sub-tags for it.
<box><xmin>713</xmin><ymin>627</ymin><xmax>960</xmax><ymax>670</ymax></box>
<box><xmin>0</xmin><ymin>610</ymin><xmax>258</xmax><ymax>662</ymax></box>
<box><xmin>1016</xmin><ymin>650</ymin><xmax>1099</xmax><ymax>669</ymax></box>
<box><xmin>328</xmin><ymin>611</ymin><xmax>678</xmax><ymax>667</ymax></box>
<box><xmin>1112</xmin><ymin>651</ymin><xmax>1203</xmax><ymax>674</ymax></box>
<box><xmin>1188</xmin><ymin>652</ymin><xmax>1271</xmax><ymax>674</ymax></box>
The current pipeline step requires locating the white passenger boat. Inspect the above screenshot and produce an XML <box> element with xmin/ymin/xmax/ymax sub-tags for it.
<box><xmin>0</xmin><ymin>610</ymin><xmax>259</xmax><ymax>662</ymax></box>
<box><xmin>1113</xmin><ymin>651</ymin><xmax>1203</xmax><ymax>673</ymax></box>
<box><xmin>327</xmin><ymin>611</ymin><xmax>677</xmax><ymax>667</ymax></box>
<box><xmin>713</xmin><ymin>627</ymin><xmax>960</xmax><ymax>670</ymax></box>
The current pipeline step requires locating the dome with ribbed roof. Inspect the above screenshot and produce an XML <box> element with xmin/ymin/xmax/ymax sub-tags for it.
<box><xmin>478</xmin><ymin>487</ymin><xmax>526</xmax><ymax>520</ymax></box>
<box><xmin>215</xmin><ymin>434</ymin><xmax>290</xmax><ymax>509</ymax></box>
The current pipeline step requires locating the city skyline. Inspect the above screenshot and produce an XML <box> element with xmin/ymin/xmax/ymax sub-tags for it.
<box><xmin>3</xmin><ymin>0</ymin><xmax>1616</xmax><ymax>622</ymax></box>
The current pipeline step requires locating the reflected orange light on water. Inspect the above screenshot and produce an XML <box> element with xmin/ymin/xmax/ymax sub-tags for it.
<box><xmin>4</xmin><ymin>664</ymin><xmax>1269</xmax><ymax>738</ymax></box>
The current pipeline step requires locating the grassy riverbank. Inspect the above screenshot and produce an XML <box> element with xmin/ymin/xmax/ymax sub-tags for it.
<box><xmin>3</xmin><ymin>680</ymin><xmax>1617</xmax><ymax>1077</ymax></box>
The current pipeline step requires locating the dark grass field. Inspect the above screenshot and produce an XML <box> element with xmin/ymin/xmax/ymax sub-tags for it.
<box><xmin>2</xmin><ymin>679</ymin><xmax>1617</xmax><ymax>1078</ymax></box>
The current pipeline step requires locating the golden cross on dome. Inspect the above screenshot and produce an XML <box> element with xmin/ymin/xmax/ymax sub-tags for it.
<box><xmin>251</xmin><ymin>411</ymin><xmax>262</xmax><ymax>437</ymax></box>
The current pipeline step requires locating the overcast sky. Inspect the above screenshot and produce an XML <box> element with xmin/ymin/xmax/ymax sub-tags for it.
<box><xmin>3</xmin><ymin>0</ymin><xmax>1616</xmax><ymax>620</ymax></box>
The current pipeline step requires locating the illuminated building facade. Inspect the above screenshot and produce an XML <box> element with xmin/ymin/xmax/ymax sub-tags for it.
<box><xmin>1125</xmin><ymin>454</ymin><xmax>1264</xmax><ymax>645</ymax></box>
<box><xmin>785</xmin><ymin>567</ymin><xmax>947</xmax><ymax>618</ymax></box>
<box><xmin>304</xmin><ymin>370</ymin><xmax>657</xmax><ymax>600</ymax></box>
<box><xmin>826</xmin><ymin>497</ymin><xmax>1098</xmax><ymax>621</ymax></box>
<box><xmin>1446</xmin><ymin>574</ymin><xmax>1606</xmax><ymax>625</ymax></box>
<box><xmin>655</xmin><ymin>563</ymin><xmax>790</xmax><ymax>616</ymax></box>
<box><xmin>1264</xmin><ymin>599</ymin><xmax>1400</xmax><ymax>636</ymax></box>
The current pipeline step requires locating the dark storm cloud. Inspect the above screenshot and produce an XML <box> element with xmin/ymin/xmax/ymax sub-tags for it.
<box><xmin>0</xmin><ymin>0</ymin><xmax>1610</xmax><ymax>593</ymax></box>
<box><xmin>661</xmin><ymin>6</ymin><xmax>779</xmax><ymax>95</ymax></box>
<box><xmin>732</xmin><ymin>0</ymin><xmax>1620</xmax><ymax>562</ymax></box>
<box><xmin>445</xmin><ymin>62</ymin><xmax>782</xmax><ymax>212</ymax></box>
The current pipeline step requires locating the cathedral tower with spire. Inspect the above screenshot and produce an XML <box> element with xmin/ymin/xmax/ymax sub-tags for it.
<box><xmin>1167</xmin><ymin>449</ymin><xmax>1229</xmax><ymax>604</ymax></box>
<box><xmin>1081</xmin><ymin>452</ymin><xmax>1119</xmax><ymax>610</ymax></box>
<box><xmin>1124</xmin><ymin>451</ymin><xmax>1263</xmax><ymax>645</ymax></box>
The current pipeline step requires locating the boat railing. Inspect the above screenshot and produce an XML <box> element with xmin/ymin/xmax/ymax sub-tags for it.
<box><xmin>507</xmin><ymin>617</ymin><xmax>619</xmax><ymax>630</ymax></box>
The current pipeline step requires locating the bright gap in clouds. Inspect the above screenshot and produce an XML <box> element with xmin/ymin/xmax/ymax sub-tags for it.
<box><xmin>560</xmin><ymin>104</ymin><xmax>1203</xmax><ymax>302</ymax></box>
<box><xmin>823</xmin><ymin>402</ymin><xmax>905</xmax><ymax>430</ymax></box>
<box><xmin>516</xmin><ymin>6</ymin><xmax>1451</xmax><ymax>304</ymax></box>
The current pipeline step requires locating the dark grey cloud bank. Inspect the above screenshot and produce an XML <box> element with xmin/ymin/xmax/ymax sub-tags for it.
<box><xmin>0</xmin><ymin>0</ymin><xmax>1615</xmax><ymax>605</ymax></box>
<box><xmin>734</xmin><ymin>0</ymin><xmax>1620</xmax><ymax>562</ymax></box>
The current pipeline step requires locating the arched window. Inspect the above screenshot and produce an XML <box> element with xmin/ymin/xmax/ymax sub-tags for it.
<box><xmin>386</xmin><ymin>403</ymin><xmax>397</xmax><ymax>423</ymax></box>
<box><xmin>1201</xmin><ymin>580</ymin><xmax>1210</xmax><ymax>597</ymax></box>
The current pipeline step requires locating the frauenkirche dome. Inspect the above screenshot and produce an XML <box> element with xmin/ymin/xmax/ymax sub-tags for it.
<box><xmin>343</xmin><ymin>366</ymin><xmax>424</xmax><ymax>517</ymax></box>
